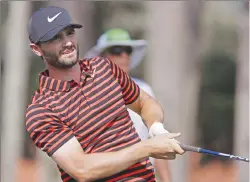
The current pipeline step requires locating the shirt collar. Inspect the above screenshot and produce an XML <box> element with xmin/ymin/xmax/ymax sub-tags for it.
<box><xmin>38</xmin><ymin>59</ymin><xmax>94</xmax><ymax>92</ymax></box>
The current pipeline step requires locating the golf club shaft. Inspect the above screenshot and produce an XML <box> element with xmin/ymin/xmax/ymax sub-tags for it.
<box><xmin>179</xmin><ymin>143</ymin><xmax>249</xmax><ymax>162</ymax></box>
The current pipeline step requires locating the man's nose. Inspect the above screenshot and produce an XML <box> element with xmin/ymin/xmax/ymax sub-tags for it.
<box><xmin>120</xmin><ymin>52</ymin><xmax>129</xmax><ymax>58</ymax></box>
<box><xmin>62</xmin><ymin>38</ymin><xmax>73</xmax><ymax>48</ymax></box>
<box><xmin>61</xmin><ymin>34</ymin><xmax>73</xmax><ymax>47</ymax></box>
<box><xmin>65</xmin><ymin>41</ymin><xmax>73</xmax><ymax>47</ymax></box>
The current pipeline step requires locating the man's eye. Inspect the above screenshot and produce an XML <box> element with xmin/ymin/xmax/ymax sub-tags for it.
<box><xmin>53</xmin><ymin>35</ymin><xmax>60</xmax><ymax>40</ymax></box>
<box><xmin>48</xmin><ymin>35</ymin><xmax>60</xmax><ymax>42</ymax></box>
<box><xmin>68</xmin><ymin>30</ymin><xmax>75</xmax><ymax>35</ymax></box>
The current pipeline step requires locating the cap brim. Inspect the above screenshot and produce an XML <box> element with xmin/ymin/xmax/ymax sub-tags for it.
<box><xmin>84</xmin><ymin>40</ymin><xmax>147</xmax><ymax>70</ymax></box>
<box><xmin>38</xmin><ymin>23</ymin><xmax>82</xmax><ymax>43</ymax></box>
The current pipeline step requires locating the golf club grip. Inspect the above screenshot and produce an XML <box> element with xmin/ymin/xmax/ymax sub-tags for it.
<box><xmin>179</xmin><ymin>143</ymin><xmax>200</xmax><ymax>152</ymax></box>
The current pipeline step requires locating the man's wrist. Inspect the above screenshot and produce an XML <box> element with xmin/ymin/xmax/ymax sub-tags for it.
<box><xmin>149</xmin><ymin>122</ymin><xmax>169</xmax><ymax>137</ymax></box>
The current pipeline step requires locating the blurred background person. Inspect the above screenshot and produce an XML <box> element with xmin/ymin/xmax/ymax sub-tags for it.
<box><xmin>85</xmin><ymin>28</ymin><xmax>172</xmax><ymax>182</ymax></box>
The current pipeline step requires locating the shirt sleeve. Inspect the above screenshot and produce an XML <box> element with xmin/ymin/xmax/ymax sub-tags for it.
<box><xmin>25</xmin><ymin>104</ymin><xmax>75</xmax><ymax>156</ymax></box>
<box><xmin>105</xmin><ymin>58</ymin><xmax>140</xmax><ymax>105</ymax></box>
<box><xmin>132</xmin><ymin>78</ymin><xmax>155</xmax><ymax>98</ymax></box>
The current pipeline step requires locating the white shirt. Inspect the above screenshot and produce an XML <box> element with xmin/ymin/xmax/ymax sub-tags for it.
<box><xmin>128</xmin><ymin>77</ymin><xmax>155</xmax><ymax>140</ymax></box>
<box><xmin>128</xmin><ymin>77</ymin><xmax>157</xmax><ymax>166</ymax></box>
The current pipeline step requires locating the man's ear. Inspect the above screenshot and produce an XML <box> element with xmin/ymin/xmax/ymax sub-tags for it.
<box><xmin>30</xmin><ymin>43</ymin><xmax>43</xmax><ymax>57</ymax></box>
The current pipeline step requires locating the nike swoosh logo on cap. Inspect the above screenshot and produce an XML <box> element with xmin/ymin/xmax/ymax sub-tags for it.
<box><xmin>47</xmin><ymin>12</ymin><xmax>62</xmax><ymax>23</ymax></box>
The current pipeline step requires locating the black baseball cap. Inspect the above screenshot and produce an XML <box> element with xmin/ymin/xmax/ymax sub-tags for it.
<box><xmin>28</xmin><ymin>6</ymin><xmax>82</xmax><ymax>43</ymax></box>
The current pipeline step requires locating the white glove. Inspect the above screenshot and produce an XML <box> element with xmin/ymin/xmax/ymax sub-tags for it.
<box><xmin>149</xmin><ymin>122</ymin><xmax>169</xmax><ymax>138</ymax></box>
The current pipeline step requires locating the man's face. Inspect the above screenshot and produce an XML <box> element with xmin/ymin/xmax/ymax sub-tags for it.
<box><xmin>103</xmin><ymin>46</ymin><xmax>132</xmax><ymax>73</ymax></box>
<box><xmin>31</xmin><ymin>26</ymin><xmax>79</xmax><ymax>69</ymax></box>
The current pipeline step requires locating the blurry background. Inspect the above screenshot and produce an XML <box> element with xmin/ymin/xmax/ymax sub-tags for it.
<box><xmin>0</xmin><ymin>1</ymin><xmax>249</xmax><ymax>182</ymax></box>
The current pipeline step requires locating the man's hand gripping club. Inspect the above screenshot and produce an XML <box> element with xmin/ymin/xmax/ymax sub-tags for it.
<box><xmin>148</xmin><ymin>122</ymin><xmax>184</xmax><ymax>159</ymax></box>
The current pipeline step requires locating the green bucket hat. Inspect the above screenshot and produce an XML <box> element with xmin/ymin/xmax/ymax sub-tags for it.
<box><xmin>84</xmin><ymin>28</ymin><xmax>147</xmax><ymax>70</ymax></box>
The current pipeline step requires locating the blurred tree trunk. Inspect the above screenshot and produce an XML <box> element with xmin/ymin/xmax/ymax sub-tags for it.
<box><xmin>1</xmin><ymin>2</ymin><xmax>31</xmax><ymax>182</ymax></box>
<box><xmin>234</xmin><ymin>2</ymin><xmax>249</xmax><ymax>182</ymax></box>
<box><xmin>145</xmin><ymin>1</ymin><xmax>203</xmax><ymax>181</ymax></box>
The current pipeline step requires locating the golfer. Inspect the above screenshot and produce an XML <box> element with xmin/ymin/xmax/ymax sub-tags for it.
<box><xmin>26</xmin><ymin>6</ymin><xmax>184</xmax><ymax>182</ymax></box>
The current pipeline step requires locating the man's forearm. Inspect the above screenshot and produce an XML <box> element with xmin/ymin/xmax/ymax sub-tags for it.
<box><xmin>127</xmin><ymin>89</ymin><xmax>164</xmax><ymax>129</ymax></box>
<box><xmin>76</xmin><ymin>140</ymin><xmax>151</xmax><ymax>182</ymax></box>
<box><xmin>154</xmin><ymin>159</ymin><xmax>171</xmax><ymax>182</ymax></box>
<box><xmin>140</xmin><ymin>96</ymin><xmax>164</xmax><ymax>129</ymax></box>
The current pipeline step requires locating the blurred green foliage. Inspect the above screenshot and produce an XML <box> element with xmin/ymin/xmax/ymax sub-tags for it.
<box><xmin>198</xmin><ymin>51</ymin><xmax>236</xmax><ymax>165</ymax></box>
<box><xmin>28</xmin><ymin>56</ymin><xmax>46</xmax><ymax>98</ymax></box>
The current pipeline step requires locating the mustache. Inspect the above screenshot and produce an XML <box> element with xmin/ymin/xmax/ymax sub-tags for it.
<box><xmin>60</xmin><ymin>45</ymin><xmax>76</xmax><ymax>54</ymax></box>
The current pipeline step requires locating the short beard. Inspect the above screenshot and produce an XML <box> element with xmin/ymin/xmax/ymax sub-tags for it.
<box><xmin>43</xmin><ymin>45</ymin><xmax>79</xmax><ymax>69</ymax></box>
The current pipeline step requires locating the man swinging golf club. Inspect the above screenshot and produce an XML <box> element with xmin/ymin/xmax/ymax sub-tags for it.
<box><xmin>26</xmin><ymin>6</ymin><xmax>184</xmax><ymax>182</ymax></box>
